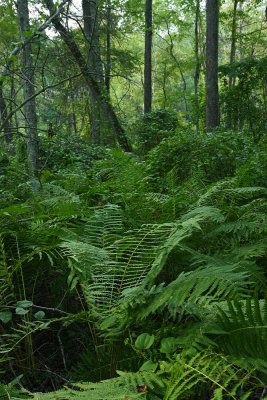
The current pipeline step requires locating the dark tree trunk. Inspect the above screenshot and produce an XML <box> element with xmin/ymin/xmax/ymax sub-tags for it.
<box><xmin>44</xmin><ymin>0</ymin><xmax>131</xmax><ymax>152</ymax></box>
<box><xmin>144</xmin><ymin>0</ymin><xmax>152</xmax><ymax>114</ymax></box>
<box><xmin>17</xmin><ymin>0</ymin><xmax>39</xmax><ymax>173</ymax></box>
<box><xmin>0</xmin><ymin>88</ymin><xmax>12</xmax><ymax>143</ymax></box>
<box><xmin>105</xmin><ymin>1</ymin><xmax>111</xmax><ymax>93</ymax></box>
<box><xmin>194</xmin><ymin>0</ymin><xmax>201</xmax><ymax>134</ymax></box>
<box><xmin>206</xmin><ymin>0</ymin><xmax>220</xmax><ymax>131</ymax></box>
<box><xmin>82</xmin><ymin>0</ymin><xmax>103</xmax><ymax>144</ymax></box>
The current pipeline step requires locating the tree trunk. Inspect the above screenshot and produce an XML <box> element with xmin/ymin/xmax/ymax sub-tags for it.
<box><xmin>0</xmin><ymin>88</ymin><xmax>12</xmax><ymax>143</ymax></box>
<box><xmin>82</xmin><ymin>0</ymin><xmax>103</xmax><ymax>144</ymax></box>
<box><xmin>194</xmin><ymin>0</ymin><xmax>201</xmax><ymax>134</ymax></box>
<box><xmin>238</xmin><ymin>2</ymin><xmax>243</xmax><ymax>61</ymax></box>
<box><xmin>17</xmin><ymin>0</ymin><xmax>39</xmax><ymax>173</ymax></box>
<box><xmin>229</xmin><ymin>0</ymin><xmax>238</xmax><ymax>85</ymax></box>
<box><xmin>227</xmin><ymin>0</ymin><xmax>238</xmax><ymax>128</ymax></box>
<box><xmin>144</xmin><ymin>0</ymin><xmax>152</xmax><ymax>114</ymax></box>
<box><xmin>105</xmin><ymin>1</ymin><xmax>111</xmax><ymax>94</ymax></box>
<box><xmin>44</xmin><ymin>0</ymin><xmax>131</xmax><ymax>152</ymax></box>
<box><xmin>206</xmin><ymin>0</ymin><xmax>220</xmax><ymax>131</ymax></box>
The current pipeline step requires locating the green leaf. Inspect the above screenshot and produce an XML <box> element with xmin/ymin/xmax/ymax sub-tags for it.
<box><xmin>135</xmin><ymin>333</ymin><xmax>154</xmax><ymax>350</ymax></box>
<box><xmin>99</xmin><ymin>315</ymin><xmax>118</xmax><ymax>330</ymax></box>
<box><xmin>139</xmin><ymin>360</ymin><xmax>158</xmax><ymax>371</ymax></box>
<box><xmin>0</xmin><ymin>311</ymin><xmax>12</xmax><ymax>323</ymax></box>
<box><xmin>34</xmin><ymin>311</ymin><xmax>45</xmax><ymax>319</ymax></box>
<box><xmin>15</xmin><ymin>307</ymin><xmax>29</xmax><ymax>315</ymax></box>
<box><xmin>70</xmin><ymin>276</ymin><xmax>78</xmax><ymax>291</ymax></box>
<box><xmin>160</xmin><ymin>337</ymin><xmax>178</xmax><ymax>354</ymax></box>
<box><xmin>16</xmin><ymin>300</ymin><xmax>33</xmax><ymax>308</ymax></box>
<box><xmin>23</xmin><ymin>30</ymin><xmax>32</xmax><ymax>37</ymax></box>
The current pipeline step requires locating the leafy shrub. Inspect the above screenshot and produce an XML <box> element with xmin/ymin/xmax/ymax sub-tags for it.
<box><xmin>129</xmin><ymin>110</ymin><xmax>178</xmax><ymax>155</ymax></box>
<box><xmin>219</xmin><ymin>57</ymin><xmax>267</xmax><ymax>140</ymax></box>
<box><xmin>39</xmin><ymin>133</ymin><xmax>108</xmax><ymax>172</ymax></box>
<box><xmin>147</xmin><ymin>129</ymin><xmax>259</xmax><ymax>187</ymax></box>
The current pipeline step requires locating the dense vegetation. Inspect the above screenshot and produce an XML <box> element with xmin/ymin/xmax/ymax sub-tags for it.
<box><xmin>0</xmin><ymin>0</ymin><xmax>266</xmax><ymax>399</ymax></box>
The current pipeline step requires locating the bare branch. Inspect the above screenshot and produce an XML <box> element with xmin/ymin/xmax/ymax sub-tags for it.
<box><xmin>0</xmin><ymin>72</ymin><xmax>82</xmax><ymax>132</ymax></box>
<box><xmin>0</xmin><ymin>0</ymin><xmax>71</xmax><ymax>80</ymax></box>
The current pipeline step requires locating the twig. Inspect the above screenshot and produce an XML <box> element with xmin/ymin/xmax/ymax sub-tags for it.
<box><xmin>0</xmin><ymin>304</ymin><xmax>70</xmax><ymax>316</ymax></box>
<box><xmin>57</xmin><ymin>326</ymin><xmax>67</xmax><ymax>371</ymax></box>
<box><xmin>0</xmin><ymin>73</ymin><xmax>82</xmax><ymax>132</ymax></box>
<box><xmin>0</xmin><ymin>0</ymin><xmax>71</xmax><ymax>79</ymax></box>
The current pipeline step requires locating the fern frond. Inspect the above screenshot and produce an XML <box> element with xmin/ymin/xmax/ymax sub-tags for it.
<box><xmin>208</xmin><ymin>295</ymin><xmax>267</xmax><ymax>374</ymax></box>
<box><xmin>136</xmin><ymin>266</ymin><xmax>249</xmax><ymax>320</ymax></box>
<box><xmin>0</xmin><ymin>379</ymin><xmax>30</xmax><ymax>400</ymax></box>
<box><xmin>0</xmin><ymin>235</ymin><xmax>16</xmax><ymax>305</ymax></box>
<box><xmin>83</xmin><ymin>222</ymin><xmax>174</xmax><ymax>316</ymax></box>
<box><xmin>34</xmin><ymin>370</ymin><xmax>164</xmax><ymax>400</ymax></box>
<box><xmin>162</xmin><ymin>350</ymin><xmax>253</xmax><ymax>400</ymax></box>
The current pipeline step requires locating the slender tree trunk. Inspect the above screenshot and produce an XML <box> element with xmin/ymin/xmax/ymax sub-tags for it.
<box><xmin>206</xmin><ymin>0</ymin><xmax>220</xmax><ymax>131</ymax></box>
<box><xmin>194</xmin><ymin>0</ymin><xmax>201</xmax><ymax>134</ymax></box>
<box><xmin>82</xmin><ymin>0</ymin><xmax>103</xmax><ymax>144</ymax></box>
<box><xmin>164</xmin><ymin>21</ymin><xmax>189</xmax><ymax>114</ymax></box>
<box><xmin>239</xmin><ymin>2</ymin><xmax>243</xmax><ymax>61</ymax></box>
<box><xmin>17</xmin><ymin>0</ymin><xmax>39</xmax><ymax>173</ymax></box>
<box><xmin>144</xmin><ymin>0</ymin><xmax>152</xmax><ymax>114</ymax></box>
<box><xmin>44</xmin><ymin>0</ymin><xmax>132</xmax><ymax>152</ymax></box>
<box><xmin>229</xmin><ymin>0</ymin><xmax>238</xmax><ymax>85</ymax></box>
<box><xmin>227</xmin><ymin>0</ymin><xmax>238</xmax><ymax>128</ymax></box>
<box><xmin>162</xmin><ymin>64</ymin><xmax>167</xmax><ymax>110</ymax></box>
<box><xmin>105</xmin><ymin>1</ymin><xmax>111</xmax><ymax>94</ymax></box>
<box><xmin>0</xmin><ymin>88</ymin><xmax>12</xmax><ymax>142</ymax></box>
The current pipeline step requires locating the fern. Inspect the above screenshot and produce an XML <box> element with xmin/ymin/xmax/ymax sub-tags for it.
<box><xmin>0</xmin><ymin>378</ymin><xmax>30</xmax><ymax>400</ymax></box>
<box><xmin>135</xmin><ymin>266</ymin><xmax>249</xmax><ymax>320</ymax></box>
<box><xmin>25</xmin><ymin>352</ymin><xmax>257</xmax><ymax>400</ymax></box>
<box><xmin>161</xmin><ymin>350</ymin><xmax>253</xmax><ymax>400</ymax></box>
<box><xmin>0</xmin><ymin>235</ymin><xmax>16</xmax><ymax>305</ymax></box>
<box><xmin>205</xmin><ymin>294</ymin><xmax>267</xmax><ymax>374</ymax></box>
<box><xmin>61</xmin><ymin>201</ymin><xmax>262</xmax><ymax>323</ymax></box>
<box><xmin>33</xmin><ymin>370</ymin><xmax>164</xmax><ymax>400</ymax></box>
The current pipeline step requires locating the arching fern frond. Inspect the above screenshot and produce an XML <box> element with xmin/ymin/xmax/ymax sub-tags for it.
<box><xmin>161</xmin><ymin>350</ymin><xmax>253</xmax><ymax>400</ymax></box>
<box><xmin>0</xmin><ymin>235</ymin><xmax>16</xmax><ymax>305</ymax></box>
<box><xmin>206</xmin><ymin>294</ymin><xmax>267</xmax><ymax>374</ymax></box>
<box><xmin>135</xmin><ymin>265</ymin><xmax>250</xmax><ymax>320</ymax></box>
<box><xmin>83</xmin><ymin>221</ymin><xmax>174</xmax><ymax>316</ymax></box>
<box><xmin>33</xmin><ymin>370</ymin><xmax>164</xmax><ymax>400</ymax></box>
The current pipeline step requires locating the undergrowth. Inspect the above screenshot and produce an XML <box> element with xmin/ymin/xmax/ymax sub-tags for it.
<box><xmin>0</xmin><ymin>133</ymin><xmax>266</xmax><ymax>399</ymax></box>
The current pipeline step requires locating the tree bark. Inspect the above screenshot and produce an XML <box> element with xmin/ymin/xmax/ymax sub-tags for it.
<box><xmin>229</xmin><ymin>0</ymin><xmax>238</xmax><ymax>84</ymax></box>
<box><xmin>206</xmin><ymin>0</ymin><xmax>220</xmax><ymax>131</ymax></box>
<box><xmin>144</xmin><ymin>0</ymin><xmax>152</xmax><ymax>114</ymax></box>
<box><xmin>0</xmin><ymin>0</ymin><xmax>70</xmax><ymax>142</ymax></box>
<box><xmin>44</xmin><ymin>0</ymin><xmax>131</xmax><ymax>152</ymax></box>
<box><xmin>238</xmin><ymin>2</ymin><xmax>243</xmax><ymax>62</ymax></box>
<box><xmin>0</xmin><ymin>88</ymin><xmax>12</xmax><ymax>143</ymax></box>
<box><xmin>105</xmin><ymin>1</ymin><xmax>111</xmax><ymax>94</ymax></box>
<box><xmin>194</xmin><ymin>0</ymin><xmax>201</xmax><ymax>134</ymax></box>
<box><xmin>227</xmin><ymin>0</ymin><xmax>238</xmax><ymax>128</ymax></box>
<box><xmin>17</xmin><ymin>0</ymin><xmax>39</xmax><ymax>173</ymax></box>
<box><xmin>82</xmin><ymin>0</ymin><xmax>103</xmax><ymax>144</ymax></box>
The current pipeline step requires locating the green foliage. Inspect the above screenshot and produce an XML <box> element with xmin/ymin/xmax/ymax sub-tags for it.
<box><xmin>147</xmin><ymin>129</ymin><xmax>260</xmax><ymax>187</ymax></box>
<box><xmin>161</xmin><ymin>350</ymin><xmax>254</xmax><ymax>400</ymax></box>
<box><xmin>219</xmin><ymin>57</ymin><xmax>267</xmax><ymax>140</ymax></box>
<box><xmin>0</xmin><ymin>0</ymin><xmax>266</xmax><ymax>396</ymax></box>
<box><xmin>129</xmin><ymin>110</ymin><xmax>178</xmax><ymax>155</ymax></box>
<box><xmin>207</xmin><ymin>295</ymin><xmax>267</xmax><ymax>375</ymax></box>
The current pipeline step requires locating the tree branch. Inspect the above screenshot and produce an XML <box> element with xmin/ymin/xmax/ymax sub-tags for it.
<box><xmin>0</xmin><ymin>0</ymin><xmax>71</xmax><ymax>80</ymax></box>
<box><xmin>0</xmin><ymin>73</ymin><xmax>82</xmax><ymax>133</ymax></box>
